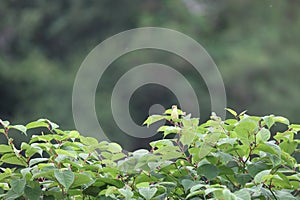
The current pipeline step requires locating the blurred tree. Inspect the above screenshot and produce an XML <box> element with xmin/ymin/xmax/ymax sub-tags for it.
<box><xmin>0</xmin><ymin>0</ymin><xmax>299</xmax><ymax>150</ymax></box>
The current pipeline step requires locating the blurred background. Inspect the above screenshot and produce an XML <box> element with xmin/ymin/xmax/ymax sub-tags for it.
<box><xmin>0</xmin><ymin>0</ymin><xmax>300</xmax><ymax>151</ymax></box>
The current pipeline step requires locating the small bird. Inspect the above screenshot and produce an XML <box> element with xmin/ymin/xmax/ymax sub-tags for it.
<box><xmin>171</xmin><ymin>105</ymin><xmax>179</xmax><ymax>122</ymax></box>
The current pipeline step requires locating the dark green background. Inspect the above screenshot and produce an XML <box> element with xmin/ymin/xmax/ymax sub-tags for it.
<box><xmin>1</xmin><ymin>0</ymin><xmax>299</xmax><ymax>150</ymax></box>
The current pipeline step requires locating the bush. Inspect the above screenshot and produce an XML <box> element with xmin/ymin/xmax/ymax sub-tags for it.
<box><xmin>0</xmin><ymin>107</ymin><xmax>299</xmax><ymax>199</ymax></box>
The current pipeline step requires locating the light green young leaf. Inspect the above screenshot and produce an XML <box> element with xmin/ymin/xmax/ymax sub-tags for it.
<box><xmin>273</xmin><ymin>116</ymin><xmax>289</xmax><ymax>125</ymax></box>
<box><xmin>108</xmin><ymin>143</ymin><xmax>122</xmax><ymax>153</ymax></box>
<box><xmin>139</xmin><ymin>187</ymin><xmax>157</xmax><ymax>200</ymax></box>
<box><xmin>37</xmin><ymin>119</ymin><xmax>59</xmax><ymax>130</ymax></box>
<box><xmin>197</xmin><ymin>132</ymin><xmax>221</xmax><ymax>159</ymax></box>
<box><xmin>0</xmin><ymin>119</ymin><xmax>10</xmax><ymax>128</ymax></box>
<box><xmin>157</xmin><ymin>126</ymin><xmax>181</xmax><ymax>137</ymax></box>
<box><xmin>180</xmin><ymin>128</ymin><xmax>196</xmax><ymax>146</ymax></box>
<box><xmin>256</xmin><ymin>128</ymin><xmax>271</xmax><ymax>143</ymax></box>
<box><xmin>8</xmin><ymin>125</ymin><xmax>27</xmax><ymax>135</ymax></box>
<box><xmin>0</xmin><ymin>144</ymin><xmax>12</xmax><ymax>153</ymax></box>
<box><xmin>222</xmin><ymin>189</ymin><xmax>236</xmax><ymax>200</ymax></box>
<box><xmin>279</xmin><ymin>140</ymin><xmax>298</xmax><ymax>155</ymax></box>
<box><xmin>289</xmin><ymin>124</ymin><xmax>300</xmax><ymax>132</ymax></box>
<box><xmin>225</xmin><ymin>108</ymin><xmax>237</xmax><ymax>117</ymax></box>
<box><xmin>26</xmin><ymin>121</ymin><xmax>48</xmax><ymax>129</ymax></box>
<box><xmin>164</xmin><ymin>108</ymin><xmax>183</xmax><ymax>115</ymax></box>
<box><xmin>143</xmin><ymin>115</ymin><xmax>166</xmax><ymax>127</ymax></box>
<box><xmin>80</xmin><ymin>136</ymin><xmax>99</xmax><ymax>146</ymax></box>
<box><xmin>254</xmin><ymin>169</ymin><xmax>271</xmax><ymax>183</ymax></box>
<box><xmin>118</xmin><ymin>188</ymin><xmax>134</xmax><ymax>200</ymax></box>
<box><xmin>55</xmin><ymin>149</ymin><xmax>77</xmax><ymax>158</ymax></box>
<box><xmin>0</xmin><ymin>153</ymin><xmax>27</xmax><ymax>167</ymax></box>
<box><xmin>234</xmin><ymin>189</ymin><xmax>251</xmax><ymax>200</ymax></box>
<box><xmin>263</xmin><ymin>115</ymin><xmax>275</xmax><ymax>129</ymax></box>
<box><xmin>29</xmin><ymin>158</ymin><xmax>49</xmax><ymax>167</ymax></box>
<box><xmin>234</xmin><ymin>120</ymin><xmax>258</xmax><ymax>145</ymax></box>
<box><xmin>150</xmin><ymin>139</ymin><xmax>174</xmax><ymax>149</ymax></box>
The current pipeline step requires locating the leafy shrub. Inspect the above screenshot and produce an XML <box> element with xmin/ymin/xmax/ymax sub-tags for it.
<box><xmin>0</xmin><ymin>107</ymin><xmax>299</xmax><ymax>199</ymax></box>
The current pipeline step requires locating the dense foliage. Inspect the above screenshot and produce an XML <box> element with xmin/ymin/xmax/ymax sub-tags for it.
<box><xmin>0</xmin><ymin>107</ymin><xmax>299</xmax><ymax>199</ymax></box>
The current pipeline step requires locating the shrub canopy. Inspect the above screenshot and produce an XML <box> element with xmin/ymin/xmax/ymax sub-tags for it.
<box><xmin>0</xmin><ymin>107</ymin><xmax>299</xmax><ymax>199</ymax></box>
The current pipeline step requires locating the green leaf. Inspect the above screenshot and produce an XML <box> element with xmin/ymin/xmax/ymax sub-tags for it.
<box><xmin>222</xmin><ymin>189</ymin><xmax>236</xmax><ymax>200</ymax></box>
<box><xmin>118</xmin><ymin>188</ymin><xmax>134</xmax><ymax>200</ymax></box>
<box><xmin>218</xmin><ymin>166</ymin><xmax>234</xmax><ymax>175</ymax></box>
<box><xmin>24</xmin><ymin>181</ymin><xmax>42</xmax><ymax>200</ymax></box>
<box><xmin>289</xmin><ymin>124</ymin><xmax>300</xmax><ymax>132</ymax></box>
<box><xmin>11</xmin><ymin>178</ymin><xmax>26</xmax><ymax>195</ymax></box>
<box><xmin>234</xmin><ymin>120</ymin><xmax>258</xmax><ymax>145</ymax></box>
<box><xmin>198</xmin><ymin>143</ymin><xmax>213</xmax><ymax>160</ymax></box>
<box><xmin>197</xmin><ymin>164</ymin><xmax>220</xmax><ymax>180</ymax></box>
<box><xmin>143</xmin><ymin>115</ymin><xmax>166</xmax><ymax>127</ymax></box>
<box><xmin>26</xmin><ymin>121</ymin><xmax>49</xmax><ymax>129</ymax></box>
<box><xmin>29</xmin><ymin>158</ymin><xmax>49</xmax><ymax>167</ymax></box>
<box><xmin>107</xmin><ymin>143</ymin><xmax>122</xmax><ymax>153</ymax></box>
<box><xmin>0</xmin><ymin>153</ymin><xmax>27</xmax><ymax>166</ymax></box>
<box><xmin>198</xmin><ymin>132</ymin><xmax>221</xmax><ymax>159</ymax></box>
<box><xmin>150</xmin><ymin>139</ymin><xmax>174</xmax><ymax>149</ymax></box>
<box><xmin>164</xmin><ymin>108</ymin><xmax>183</xmax><ymax>115</ymax></box>
<box><xmin>80</xmin><ymin>136</ymin><xmax>99</xmax><ymax>146</ymax></box>
<box><xmin>111</xmin><ymin>152</ymin><xmax>126</xmax><ymax>161</ymax></box>
<box><xmin>254</xmin><ymin>170</ymin><xmax>271</xmax><ymax>183</ymax></box>
<box><xmin>235</xmin><ymin>174</ymin><xmax>252</xmax><ymax>186</ymax></box>
<box><xmin>182</xmin><ymin>117</ymin><xmax>199</xmax><ymax>128</ymax></box>
<box><xmin>279</xmin><ymin>140</ymin><xmax>298</xmax><ymax>154</ymax></box>
<box><xmin>0</xmin><ymin>144</ymin><xmax>12</xmax><ymax>153</ymax></box>
<box><xmin>274</xmin><ymin>131</ymin><xmax>294</xmax><ymax>142</ymax></box>
<box><xmin>238</xmin><ymin>110</ymin><xmax>248</xmax><ymax>117</ymax></box>
<box><xmin>256</xmin><ymin>128</ymin><xmax>270</xmax><ymax>143</ymax></box>
<box><xmin>255</xmin><ymin>143</ymin><xmax>279</xmax><ymax>156</ymax></box>
<box><xmin>71</xmin><ymin>173</ymin><xmax>93</xmax><ymax>188</ymax></box>
<box><xmin>274</xmin><ymin>190</ymin><xmax>297</xmax><ymax>200</ymax></box>
<box><xmin>0</xmin><ymin>168</ymin><xmax>12</xmax><ymax>181</ymax></box>
<box><xmin>157</xmin><ymin>126</ymin><xmax>181</xmax><ymax>137</ymax></box>
<box><xmin>21</xmin><ymin>143</ymin><xmax>43</xmax><ymax>157</ymax></box>
<box><xmin>186</xmin><ymin>190</ymin><xmax>205</xmax><ymax>199</ymax></box>
<box><xmin>180</xmin><ymin>128</ymin><xmax>196</xmax><ymax>146</ymax></box>
<box><xmin>139</xmin><ymin>187</ymin><xmax>157</xmax><ymax>200</ymax></box>
<box><xmin>225</xmin><ymin>108</ymin><xmax>237</xmax><ymax>117</ymax></box>
<box><xmin>95</xmin><ymin>178</ymin><xmax>125</xmax><ymax>188</ymax></box>
<box><xmin>54</xmin><ymin>169</ymin><xmax>74</xmax><ymax>190</ymax></box>
<box><xmin>37</xmin><ymin>119</ymin><xmax>59</xmax><ymax>130</ymax></box>
<box><xmin>273</xmin><ymin>116</ymin><xmax>290</xmax><ymax>125</ymax></box>
<box><xmin>55</xmin><ymin>149</ymin><xmax>77</xmax><ymax>158</ymax></box>
<box><xmin>0</xmin><ymin>119</ymin><xmax>10</xmax><ymax>128</ymax></box>
<box><xmin>135</xmin><ymin>174</ymin><xmax>158</xmax><ymax>185</ymax></box>
<box><xmin>4</xmin><ymin>189</ymin><xmax>22</xmax><ymax>200</ymax></box>
<box><xmin>67</xmin><ymin>130</ymin><xmax>80</xmax><ymax>138</ymax></box>
<box><xmin>263</xmin><ymin>115</ymin><xmax>275</xmax><ymax>128</ymax></box>
<box><xmin>234</xmin><ymin>189</ymin><xmax>251</xmax><ymax>200</ymax></box>
<box><xmin>247</xmin><ymin>162</ymin><xmax>269</xmax><ymax>177</ymax></box>
<box><xmin>8</xmin><ymin>125</ymin><xmax>27</xmax><ymax>135</ymax></box>
<box><xmin>181</xmin><ymin>179</ymin><xmax>201</xmax><ymax>193</ymax></box>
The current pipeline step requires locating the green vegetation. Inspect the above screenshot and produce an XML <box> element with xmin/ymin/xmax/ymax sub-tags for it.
<box><xmin>0</xmin><ymin>107</ymin><xmax>299</xmax><ymax>199</ymax></box>
<box><xmin>1</xmin><ymin>1</ymin><xmax>300</xmax><ymax>150</ymax></box>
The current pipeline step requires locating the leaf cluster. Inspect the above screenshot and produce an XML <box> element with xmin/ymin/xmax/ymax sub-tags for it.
<box><xmin>0</xmin><ymin>107</ymin><xmax>299</xmax><ymax>199</ymax></box>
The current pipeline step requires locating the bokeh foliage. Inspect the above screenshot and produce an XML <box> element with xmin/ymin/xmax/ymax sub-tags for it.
<box><xmin>1</xmin><ymin>0</ymin><xmax>300</xmax><ymax>150</ymax></box>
